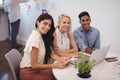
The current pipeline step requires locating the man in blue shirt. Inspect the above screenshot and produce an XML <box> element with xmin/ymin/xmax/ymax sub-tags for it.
<box><xmin>73</xmin><ymin>11</ymin><xmax>100</xmax><ymax>54</ymax></box>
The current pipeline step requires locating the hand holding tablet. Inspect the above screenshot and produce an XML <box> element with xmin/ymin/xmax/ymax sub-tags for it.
<box><xmin>65</xmin><ymin>56</ymin><xmax>76</xmax><ymax>63</ymax></box>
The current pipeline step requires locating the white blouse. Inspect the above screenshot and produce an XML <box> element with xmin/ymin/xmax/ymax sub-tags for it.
<box><xmin>4</xmin><ymin>0</ymin><xmax>28</xmax><ymax>22</ymax></box>
<box><xmin>20</xmin><ymin>30</ymin><xmax>45</xmax><ymax>68</ymax></box>
<box><xmin>55</xmin><ymin>28</ymin><xmax>70</xmax><ymax>51</ymax></box>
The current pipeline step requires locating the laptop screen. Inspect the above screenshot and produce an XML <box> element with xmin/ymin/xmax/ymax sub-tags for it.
<box><xmin>90</xmin><ymin>46</ymin><xmax>111</xmax><ymax>65</ymax></box>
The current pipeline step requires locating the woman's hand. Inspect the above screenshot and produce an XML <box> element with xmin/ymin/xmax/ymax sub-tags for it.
<box><xmin>54</xmin><ymin>61</ymin><xmax>67</xmax><ymax>69</ymax></box>
<box><xmin>66</xmin><ymin>53</ymin><xmax>79</xmax><ymax>58</ymax></box>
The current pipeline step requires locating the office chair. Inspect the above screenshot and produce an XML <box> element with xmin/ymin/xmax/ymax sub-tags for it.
<box><xmin>5</xmin><ymin>49</ymin><xmax>22</xmax><ymax>80</ymax></box>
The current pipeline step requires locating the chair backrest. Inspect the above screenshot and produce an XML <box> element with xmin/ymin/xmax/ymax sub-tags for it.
<box><xmin>5</xmin><ymin>49</ymin><xmax>22</xmax><ymax>80</ymax></box>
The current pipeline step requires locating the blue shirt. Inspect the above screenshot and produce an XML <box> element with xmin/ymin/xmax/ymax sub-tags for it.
<box><xmin>73</xmin><ymin>26</ymin><xmax>100</xmax><ymax>51</ymax></box>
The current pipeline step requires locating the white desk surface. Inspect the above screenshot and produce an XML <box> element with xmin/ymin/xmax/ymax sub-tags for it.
<box><xmin>52</xmin><ymin>53</ymin><xmax>120</xmax><ymax>80</ymax></box>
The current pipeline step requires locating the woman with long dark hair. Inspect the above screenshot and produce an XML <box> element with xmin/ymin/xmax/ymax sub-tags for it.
<box><xmin>20</xmin><ymin>13</ymin><xmax>67</xmax><ymax>80</ymax></box>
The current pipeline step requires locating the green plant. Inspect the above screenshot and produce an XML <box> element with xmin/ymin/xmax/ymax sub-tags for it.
<box><xmin>75</xmin><ymin>59</ymin><xmax>95</xmax><ymax>74</ymax></box>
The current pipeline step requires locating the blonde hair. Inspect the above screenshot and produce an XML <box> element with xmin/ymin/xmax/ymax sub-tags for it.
<box><xmin>56</xmin><ymin>14</ymin><xmax>72</xmax><ymax>33</ymax></box>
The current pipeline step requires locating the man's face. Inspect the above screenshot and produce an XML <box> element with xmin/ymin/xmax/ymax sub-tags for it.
<box><xmin>80</xmin><ymin>15</ymin><xmax>91</xmax><ymax>32</ymax></box>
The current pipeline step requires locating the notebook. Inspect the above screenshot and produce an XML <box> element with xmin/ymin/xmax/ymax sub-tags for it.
<box><xmin>89</xmin><ymin>45</ymin><xmax>111</xmax><ymax>65</ymax></box>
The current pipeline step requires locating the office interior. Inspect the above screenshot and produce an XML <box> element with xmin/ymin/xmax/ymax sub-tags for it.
<box><xmin>0</xmin><ymin>0</ymin><xmax>120</xmax><ymax>80</ymax></box>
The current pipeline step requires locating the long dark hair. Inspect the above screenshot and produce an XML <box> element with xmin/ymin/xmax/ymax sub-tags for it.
<box><xmin>35</xmin><ymin>13</ymin><xmax>55</xmax><ymax>63</ymax></box>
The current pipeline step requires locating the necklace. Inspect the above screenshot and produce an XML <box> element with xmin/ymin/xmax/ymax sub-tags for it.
<box><xmin>61</xmin><ymin>35</ymin><xmax>63</xmax><ymax>44</ymax></box>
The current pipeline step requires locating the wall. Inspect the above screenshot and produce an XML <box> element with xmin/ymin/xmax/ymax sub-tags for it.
<box><xmin>0</xmin><ymin>10</ymin><xmax>9</xmax><ymax>41</ymax></box>
<box><xmin>18</xmin><ymin>0</ymin><xmax>120</xmax><ymax>53</ymax></box>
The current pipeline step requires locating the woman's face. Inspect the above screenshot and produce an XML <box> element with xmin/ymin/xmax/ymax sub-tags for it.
<box><xmin>37</xmin><ymin>19</ymin><xmax>52</xmax><ymax>34</ymax></box>
<box><xmin>59</xmin><ymin>17</ymin><xmax>71</xmax><ymax>33</ymax></box>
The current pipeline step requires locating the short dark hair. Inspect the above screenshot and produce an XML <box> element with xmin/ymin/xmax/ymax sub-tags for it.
<box><xmin>78</xmin><ymin>11</ymin><xmax>90</xmax><ymax>20</ymax></box>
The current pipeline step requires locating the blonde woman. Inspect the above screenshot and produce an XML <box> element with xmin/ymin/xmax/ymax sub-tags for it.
<box><xmin>53</xmin><ymin>14</ymin><xmax>78</xmax><ymax>58</ymax></box>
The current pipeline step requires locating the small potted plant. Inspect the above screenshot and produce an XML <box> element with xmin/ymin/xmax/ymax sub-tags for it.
<box><xmin>74</xmin><ymin>59</ymin><xmax>95</xmax><ymax>78</ymax></box>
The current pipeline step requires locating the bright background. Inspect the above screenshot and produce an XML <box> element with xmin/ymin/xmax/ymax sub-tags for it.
<box><xmin>18</xmin><ymin>0</ymin><xmax>120</xmax><ymax>53</ymax></box>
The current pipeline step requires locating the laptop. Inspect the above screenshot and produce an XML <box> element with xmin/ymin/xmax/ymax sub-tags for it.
<box><xmin>89</xmin><ymin>45</ymin><xmax>111</xmax><ymax>65</ymax></box>
<box><xmin>69</xmin><ymin>46</ymin><xmax>110</xmax><ymax>65</ymax></box>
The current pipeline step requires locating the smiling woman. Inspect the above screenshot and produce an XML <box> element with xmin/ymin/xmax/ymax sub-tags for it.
<box><xmin>19</xmin><ymin>13</ymin><xmax>68</xmax><ymax>80</ymax></box>
<box><xmin>53</xmin><ymin>14</ymin><xmax>78</xmax><ymax>58</ymax></box>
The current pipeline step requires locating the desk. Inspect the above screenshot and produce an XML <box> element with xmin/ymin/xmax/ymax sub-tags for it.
<box><xmin>52</xmin><ymin>53</ymin><xmax>120</xmax><ymax>80</ymax></box>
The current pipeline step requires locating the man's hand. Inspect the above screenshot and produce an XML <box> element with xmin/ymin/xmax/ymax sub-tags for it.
<box><xmin>85</xmin><ymin>47</ymin><xmax>93</xmax><ymax>54</ymax></box>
